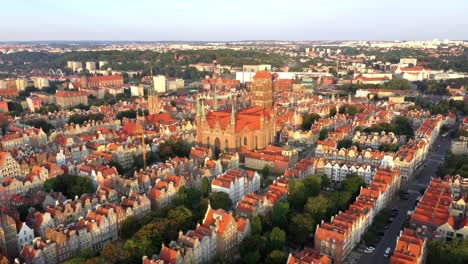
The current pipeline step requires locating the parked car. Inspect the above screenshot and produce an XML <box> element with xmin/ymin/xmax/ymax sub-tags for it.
<box><xmin>384</xmin><ymin>247</ymin><xmax>392</xmax><ymax>258</ymax></box>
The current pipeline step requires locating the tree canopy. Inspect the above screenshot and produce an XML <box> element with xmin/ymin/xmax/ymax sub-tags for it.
<box><xmin>44</xmin><ymin>174</ymin><xmax>95</xmax><ymax>198</ymax></box>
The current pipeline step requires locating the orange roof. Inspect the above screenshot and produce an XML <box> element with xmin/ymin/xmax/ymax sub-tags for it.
<box><xmin>159</xmin><ymin>246</ymin><xmax>179</xmax><ymax>264</ymax></box>
<box><xmin>253</xmin><ymin>71</ymin><xmax>272</xmax><ymax>79</ymax></box>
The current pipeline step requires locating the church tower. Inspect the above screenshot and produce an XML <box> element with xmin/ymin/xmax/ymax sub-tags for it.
<box><xmin>251</xmin><ymin>71</ymin><xmax>273</xmax><ymax>109</ymax></box>
<box><xmin>148</xmin><ymin>88</ymin><xmax>161</xmax><ymax>115</ymax></box>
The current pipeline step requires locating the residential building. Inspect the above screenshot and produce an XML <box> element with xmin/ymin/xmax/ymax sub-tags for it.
<box><xmin>55</xmin><ymin>91</ymin><xmax>88</xmax><ymax>108</ymax></box>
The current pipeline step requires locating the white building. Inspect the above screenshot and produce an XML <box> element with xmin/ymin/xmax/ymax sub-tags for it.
<box><xmin>153</xmin><ymin>75</ymin><xmax>166</xmax><ymax>93</ymax></box>
<box><xmin>86</xmin><ymin>61</ymin><xmax>96</xmax><ymax>71</ymax></box>
<box><xmin>31</xmin><ymin>77</ymin><xmax>49</xmax><ymax>89</ymax></box>
<box><xmin>17</xmin><ymin>222</ymin><xmax>35</xmax><ymax>252</ymax></box>
<box><xmin>98</xmin><ymin>61</ymin><xmax>109</xmax><ymax>69</ymax></box>
<box><xmin>166</xmin><ymin>78</ymin><xmax>184</xmax><ymax>91</ymax></box>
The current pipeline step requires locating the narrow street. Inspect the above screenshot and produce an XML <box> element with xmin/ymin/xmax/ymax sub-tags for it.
<box><xmin>355</xmin><ymin>131</ymin><xmax>453</xmax><ymax>264</ymax></box>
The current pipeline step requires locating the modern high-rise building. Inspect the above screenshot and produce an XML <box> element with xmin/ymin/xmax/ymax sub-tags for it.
<box><xmin>152</xmin><ymin>75</ymin><xmax>166</xmax><ymax>93</ymax></box>
<box><xmin>86</xmin><ymin>61</ymin><xmax>96</xmax><ymax>71</ymax></box>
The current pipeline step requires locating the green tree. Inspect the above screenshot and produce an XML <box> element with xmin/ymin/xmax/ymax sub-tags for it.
<box><xmin>100</xmin><ymin>243</ymin><xmax>130</xmax><ymax>264</ymax></box>
<box><xmin>269</xmin><ymin>227</ymin><xmax>286</xmax><ymax>250</ymax></box>
<box><xmin>209</xmin><ymin>192</ymin><xmax>232</xmax><ymax>210</ymax></box>
<box><xmin>239</xmin><ymin>235</ymin><xmax>268</xmax><ymax>262</ymax></box>
<box><xmin>304</xmin><ymin>195</ymin><xmax>330</xmax><ymax>220</ymax></box>
<box><xmin>319</xmin><ymin>128</ymin><xmax>328</xmax><ymax>140</ymax></box>
<box><xmin>384</xmin><ymin>78</ymin><xmax>411</xmax><ymax>90</ymax></box>
<box><xmin>120</xmin><ymin>216</ymin><xmax>140</xmax><ymax>239</ymax></box>
<box><xmin>289</xmin><ymin>213</ymin><xmax>315</xmax><ymax>245</ymax></box>
<box><xmin>261</xmin><ymin>164</ymin><xmax>271</xmax><ymax>179</ymax></box>
<box><xmin>320</xmin><ymin>174</ymin><xmax>331</xmax><ymax>189</ymax></box>
<box><xmin>251</xmin><ymin>215</ymin><xmax>262</xmax><ymax>235</ymax></box>
<box><xmin>43</xmin><ymin>174</ymin><xmax>94</xmax><ymax>198</ymax></box>
<box><xmin>427</xmin><ymin>238</ymin><xmax>468</xmax><ymax>264</ymax></box>
<box><xmin>272</xmin><ymin>202</ymin><xmax>290</xmax><ymax>228</ymax></box>
<box><xmin>288</xmin><ymin>179</ymin><xmax>307</xmax><ymax>210</ymax></box>
<box><xmin>303</xmin><ymin>175</ymin><xmax>322</xmax><ymax>197</ymax></box>
<box><xmin>337</xmin><ymin>139</ymin><xmax>353</xmax><ymax>149</ymax></box>
<box><xmin>302</xmin><ymin>113</ymin><xmax>320</xmax><ymax>130</ymax></box>
<box><xmin>201</xmin><ymin>177</ymin><xmax>210</xmax><ymax>197</ymax></box>
<box><xmin>266</xmin><ymin>250</ymin><xmax>288</xmax><ymax>264</ymax></box>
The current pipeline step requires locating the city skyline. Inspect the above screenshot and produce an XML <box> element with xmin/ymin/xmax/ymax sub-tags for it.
<box><xmin>1</xmin><ymin>0</ymin><xmax>467</xmax><ymax>41</ymax></box>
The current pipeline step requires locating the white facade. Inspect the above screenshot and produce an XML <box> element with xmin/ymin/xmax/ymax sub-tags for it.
<box><xmin>17</xmin><ymin>223</ymin><xmax>35</xmax><ymax>252</ymax></box>
<box><xmin>153</xmin><ymin>75</ymin><xmax>166</xmax><ymax>93</ymax></box>
<box><xmin>86</xmin><ymin>61</ymin><xmax>96</xmax><ymax>71</ymax></box>
<box><xmin>98</xmin><ymin>61</ymin><xmax>109</xmax><ymax>69</ymax></box>
<box><xmin>31</xmin><ymin>77</ymin><xmax>49</xmax><ymax>89</ymax></box>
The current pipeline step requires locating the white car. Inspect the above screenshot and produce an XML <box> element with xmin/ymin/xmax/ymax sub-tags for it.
<box><xmin>366</xmin><ymin>246</ymin><xmax>375</xmax><ymax>251</ymax></box>
<box><xmin>364</xmin><ymin>248</ymin><xmax>374</xmax><ymax>254</ymax></box>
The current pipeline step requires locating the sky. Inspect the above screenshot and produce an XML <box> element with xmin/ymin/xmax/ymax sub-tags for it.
<box><xmin>0</xmin><ymin>0</ymin><xmax>467</xmax><ymax>41</ymax></box>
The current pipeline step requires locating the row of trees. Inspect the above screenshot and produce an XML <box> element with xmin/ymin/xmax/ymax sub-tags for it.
<box><xmin>237</xmin><ymin>174</ymin><xmax>365</xmax><ymax>264</ymax></box>
<box><xmin>68</xmin><ymin>113</ymin><xmax>105</xmax><ymax>125</ymax></box>
<box><xmin>157</xmin><ymin>139</ymin><xmax>193</xmax><ymax>161</ymax></box>
<box><xmin>437</xmin><ymin>153</ymin><xmax>468</xmax><ymax>178</ymax></box>
<box><xmin>427</xmin><ymin>238</ymin><xmax>468</xmax><ymax>264</ymax></box>
<box><xmin>360</xmin><ymin>116</ymin><xmax>414</xmax><ymax>137</ymax></box>
<box><xmin>25</xmin><ymin>118</ymin><xmax>54</xmax><ymax>133</ymax></box>
<box><xmin>414</xmin><ymin>97</ymin><xmax>467</xmax><ymax>116</ymax></box>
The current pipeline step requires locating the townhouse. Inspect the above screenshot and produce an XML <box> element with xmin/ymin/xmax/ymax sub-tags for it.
<box><xmin>314</xmin><ymin>167</ymin><xmax>401</xmax><ymax>263</ymax></box>
<box><xmin>390</xmin><ymin>228</ymin><xmax>427</xmax><ymax>264</ymax></box>
<box><xmin>211</xmin><ymin>169</ymin><xmax>260</xmax><ymax>204</ymax></box>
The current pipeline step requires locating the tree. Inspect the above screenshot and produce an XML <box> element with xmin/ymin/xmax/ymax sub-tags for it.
<box><xmin>427</xmin><ymin>238</ymin><xmax>468</xmax><ymax>264</ymax></box>
<box><xmin>201</xmin><ymin>177</ymin><xmax>210</xmax><ymax>197</ymax></box>
<box><xmin>269</xmin><ymin>227</ymin><xmax>286</xmax><ymax>250</ymax></box>
<box><xmin>303</xmin><ymin>175</ymin><xmax>322</xmax><ymax>197</ymax></box>
<box><xmin>346</xmin><ymin>105</ymin><xmax>361</xmax><ymax>115</ymax></box>
<box><xmin>289</xmin><ymin>213</ymin><xmax>315</xmax><ymax>245</ymax></box>
<box><xmin>120</xmin><ymin>216</ymin><xmax>140</xmax><ymax>239</ymax></box>
<box><xmin>329</xmin><ymin>67</ymin><xmax>338</xmax><ymax>77</ymax></box>
<box><xmin>261</xmin><ymin>164</ymin><xmax>271</xmax><ymax>179</ymax></box>
<box><xmin>329</xmin><ymin>108</ymin><xmax>337</xmax><ymax>117</ymax></box>
<box><xmin>266</xmin><ymin>250</ymin><xmax>288</xmax><ymax>264</ymax></box>
<box><xmin>320</xmin><ymin>174</ymin><xmax>331</xmax><ymax>189</ymax></box>
<box><xmin>25</xmin><ymin>119</ymin><xmax>54</xmax><ymax>133</ymax></box>
<box><xmin>100</xmin><ymin>243</ymin><xmax>130</xmax><ymax>264</ymax></box>
<box><xmin>384</xmin><ymin>78</ymin><xmax>411</xmax><ymax>90</ymax></box>
<box><xmin>251</xmin><ymin>215</ymin><xmax>262</xmax><ymax>235</ymax></box>
<box><xmin>242</xmin><ymin>250</ymin><xmax>261</xmax><ymax>264</ymax></box>
<box><xmin>304</xmin><ymin>195</ymin><xmax>330</xmax><ymax>220</ymax></box>
<box><xmin>394</xmin><ymin>116</ymin><xmax>414</xmax><ymax>137</ymax></box>
<box><xmin>288</xmin><ymin>179</ymin><xmax>307</xmax><ymax>210</ymax></box>
<box><xmin>209</xmin><ymin>192</ymin><xmax>232</xmax><ymax>211</ymax></box>
<box><xmin>337</xmin><ymin>139</ymin><xmax>353</xmax><ymax>149</ymax></box>
<box><xmin>7</xmin><ymin>101</ymin><xmax>24</xmax><ymax>115</ymax></box>
<box><xmin>240</xmin><ymin>235</ymin><xmax>268</xmax><ymax>263</ymax></box>
<box><xmin>18</xmin><ymin>204</ymin><xmax>31</xmax><ymax>222</ymax></box>
<box><xmin>272</xmin><ymin>202</ymin><xmax>290</xmax><ymax>228</ymax></box>
<box><xmin>302</xmin><ymin>113</ymin><xmax>320</xmax><ymax>130</ymax></box>
<box><xmin>43</xmin><ymin>174</ymin><xmax>94</xmax><ymax>198</ymax></box>
<box><xmin>319</xmin><ymin>128</ymin><xmax>328</xmax><ymax>140</ymax></box>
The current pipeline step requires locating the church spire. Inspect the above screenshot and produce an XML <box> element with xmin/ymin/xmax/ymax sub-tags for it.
<box><xmin>213</xmin><ymin>84</ymin><xmax>218</xmax><ymax>111</ymax></box>
<box><xmin>201</xmin><ymin>99</ymin><xmax>206</xmax><ymax>121</ymax></box>
<box><xmin>196</xmin><ymin>97</ymin><xmax>200</xmax><ymax>118</ymax></box>
<box><xmin>231</xmin><ymin>95</ymin><xmax>236</xmax><ymax>125</ymax></box>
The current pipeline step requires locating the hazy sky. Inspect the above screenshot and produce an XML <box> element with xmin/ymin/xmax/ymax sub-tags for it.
<box><xmin>1</xmin><ymin>0</ymin><xmax>467</xmax><ymax>41</ymax></box>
